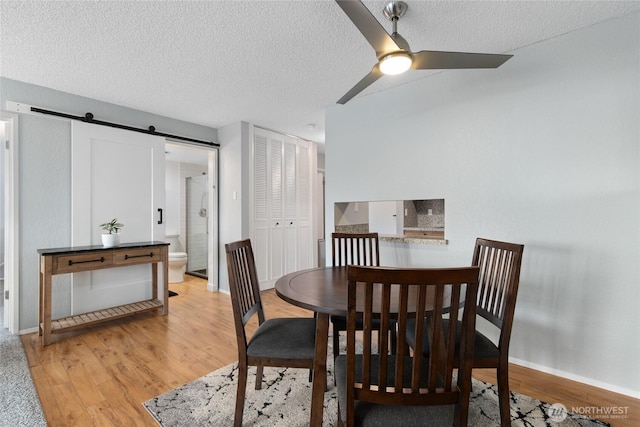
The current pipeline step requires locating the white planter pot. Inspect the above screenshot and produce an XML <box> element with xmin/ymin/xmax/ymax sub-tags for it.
<box><xmin>101</xmin><ymin>233</ymin><xmax>121</xmax><ymax>247</ymax></box>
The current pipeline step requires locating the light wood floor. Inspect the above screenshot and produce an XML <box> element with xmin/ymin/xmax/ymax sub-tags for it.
<box><xmin>22</xmin><ymin>275</ymin><xmax>638</xmax><ymax>426</ymax></box>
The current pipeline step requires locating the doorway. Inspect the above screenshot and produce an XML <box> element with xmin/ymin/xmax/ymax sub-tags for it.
<box><xmin>186</xmin><ymin>174</ymin><xmax>208</xmax><ymax>279</ymax></box>
<box><xmin>1</xmin><ymin>120</ymin><xmax>5</xmax><ymax>326</ymax></box>
<box><xmin>1</xmin><ymin>113</ymin><xmax>18</xmax><ymax>333</ymax></box>
<box><xmin>164</xmin><ymin>142</ymin><xmax>218</xmax><ymax>290</ymax></box>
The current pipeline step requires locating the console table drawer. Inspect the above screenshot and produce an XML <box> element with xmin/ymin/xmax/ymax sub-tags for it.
<box><xmin>53</xmin><ymin>253</ymin><xmax>114</xmax><ymax>274</ymax></box>
<box><xmin>114</xmin><ymin>247</ymin><xmax>163</xmax><ymax>266</ymax></box>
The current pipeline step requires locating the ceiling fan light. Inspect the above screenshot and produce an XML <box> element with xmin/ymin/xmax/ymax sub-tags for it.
<box><xmin>379</xmin><ymin>52</ymin><xmax>412</xmax><ymax>75</ymax></box>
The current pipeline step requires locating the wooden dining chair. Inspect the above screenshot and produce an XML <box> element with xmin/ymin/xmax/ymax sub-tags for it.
<box><xmin>405</xmin><ymin>238</ymin><xmax>524</xmax><ymax>427</ymax></box>
<box><xmin>330</xmin><ymin>232</ymin><xmax>397</xmax><ymax>360</ymax></box>
<box><xmin>225</xmin><ymin>239</ymin><xmax>316</xmax><ymax>427</ymax></box>
<box><xmin>335</xmin><ymin>265</ymin><xmax>479</xmax><ymax>426</ymax></box>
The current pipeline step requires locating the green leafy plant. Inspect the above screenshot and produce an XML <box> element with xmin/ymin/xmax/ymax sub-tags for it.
<box><xmin>100</xmin><ymin>218</ymin><xmax>124</xmax><ymax>234</ymax></box>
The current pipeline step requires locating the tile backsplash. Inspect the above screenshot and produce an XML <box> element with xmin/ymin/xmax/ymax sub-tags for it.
<box><xmin>404</xmin><ymin>199</ymin><xmax>444</xmax><ymax>229</ymax></box>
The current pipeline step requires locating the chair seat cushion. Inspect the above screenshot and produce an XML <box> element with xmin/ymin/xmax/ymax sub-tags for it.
<box><xmin>247</xmin><ymin>317</ymin><xmax>316</xmax><ymax>360</ymax></box>
<box><xmin>405</xmin><ymin>319</ymin><xmax>500</xmax><ymax>362</ymax></box>
<box><xmin>335</xmin><ymin>355</ymin><xmax>455</xmax><ymax>426</ymax></box>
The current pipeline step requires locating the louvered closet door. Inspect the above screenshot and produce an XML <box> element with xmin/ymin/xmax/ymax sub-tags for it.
<box><xmin>252</xmin><ymin>127</ymin><xmax>315</xmax><ymax>289</ymax></box>
<box><xmin>253</xmin><ymin>128</ymin><xmax>284</xmax><ymax>290</ymax></box>
<box><xmin>296</xmin><ymin>140</ymin><xmax>311</xmax><ymax>270</ymax></box>
<box><xmin>283</xmin><ymin>136</ymin><xmax>298</xmax><ymax>275</ymax></box>
<box><xmin>252</xmin><ymin>132</ymin><xmax>269</xmax><ymax>285</ymax></box>
<box><xmin>269</xmin><ymin>134</ymin><xmax>284</xmax><ymax>287</ymax></box>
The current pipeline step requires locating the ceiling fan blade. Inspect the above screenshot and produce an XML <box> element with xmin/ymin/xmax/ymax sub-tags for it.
<box><xmin>336</xmin><ymin>0</ymin><xmax>400</xmax><ymax>57</ymax></box>
<box><xmin>412</xmin><ymin>50</ymin><xmax>513</xmax><ymax>69</ymax></box>
<box><xmin>337</xmin><ymin>64</ymin><xmax>384</xmax><ymax>104</ymax></box>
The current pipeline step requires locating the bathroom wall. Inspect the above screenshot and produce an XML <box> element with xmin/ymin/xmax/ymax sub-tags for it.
<box><xmin>164</xmin><ymin>159</ymin><xmax>207</xmax><ymax>269</ymax></box>
<box><xmin>185</xmin><ymin>173</ymin><xmax>208</xmax><ymax>272</ymax></box>
<box><xmin>179</xmin><ymin>164</ymin><xmax>207</xmax><ymax>253</ymax></box>
<box><xmin>165</xmin><ymin>161</ymin><xmax>181</xmax><ymax>236</ymax></box>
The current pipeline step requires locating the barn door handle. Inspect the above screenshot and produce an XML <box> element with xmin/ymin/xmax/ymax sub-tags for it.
<box><xmin>158</xmin><ymin>208</ymin><xmax>163</xmax><ymax>224</ymax></box>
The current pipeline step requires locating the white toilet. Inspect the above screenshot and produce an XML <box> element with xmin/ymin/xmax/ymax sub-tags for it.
<box><xmin>166</xmin><ymin>235</ymin><xmax>188</xmax><ymax>283</ymax></box>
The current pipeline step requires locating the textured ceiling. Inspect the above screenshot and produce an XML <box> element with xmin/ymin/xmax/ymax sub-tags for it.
<box><xmin>2</xmin><ymin>0</ymin><xmax>640</xmax><ymax>146</ymax></box>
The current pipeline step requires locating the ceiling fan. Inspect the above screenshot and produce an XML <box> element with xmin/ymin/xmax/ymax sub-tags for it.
<box><xmin>336</xmin><ymin>0</ymin><xmax>513</xmax><ymax>104</ymax></box>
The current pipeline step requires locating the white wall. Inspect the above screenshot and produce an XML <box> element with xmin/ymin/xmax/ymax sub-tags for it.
<box><xmin>0</xmin><ymin>121</ymin><xmax>4</xmax><ymax>280</ymax></box>
<box><xmin>217</xmin><ymin>121</ymin><xmax>250</xmax><ymax>293</ymax></box>
<box><xmin>325</xmin><ymin>13</ymin><xmax>639</xmax><ymax>396</ymax></box>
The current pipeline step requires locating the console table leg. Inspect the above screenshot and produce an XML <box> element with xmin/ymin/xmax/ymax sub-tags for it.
<box><xmin>41</xmin><ymin>256</ymin><xmax>53</xmax><ymax>346</ymax></box>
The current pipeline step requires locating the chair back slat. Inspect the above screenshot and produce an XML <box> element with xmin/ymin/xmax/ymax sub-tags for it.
<box><xmin>344</xmin><ymin>266</ymin><xmax>479</xmax><ymax>425</ymax></box>
<box><xmin>394</xmin><ymin>284</ymin><xmax>410</xmax><ymax>391</ymax></box>
<box><xmin>445</xmin><ymin>284</ymin><xmax>462</xmax><ymax>387</ymax></box>
<box><xmin>362</xmin><ymin>283</ymin><xmax>373</xmax><ymax>388</ymax></box>
<box><xmin>332</xmin><ymin>232</ymin><xmax>380</xmax><ymax>267</ymax></box>
<box><xmin>472</xmin><ymin>238</ymin><xmax>524</xmax><ymax>330</ymax></box>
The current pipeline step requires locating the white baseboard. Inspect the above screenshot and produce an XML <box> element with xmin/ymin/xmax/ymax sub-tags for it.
<box><xmin>509</xmin><ymin>357</ymin><xmax>640</xmax><ymax>399</ymax></box>
<box><xmin>19</xmin><ymin>326</ymin><xmax>38</xmax><ymax>335</ymax></box>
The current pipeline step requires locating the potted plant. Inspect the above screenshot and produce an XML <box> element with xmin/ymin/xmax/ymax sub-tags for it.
<box><xmin>100</xmin><ymin>218</ymin><xmax>124</xmax><ymax>247</ymax></box>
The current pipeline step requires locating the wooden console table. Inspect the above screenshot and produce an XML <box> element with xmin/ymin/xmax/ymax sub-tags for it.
<box><xmin>38</xmin><ymin>241</ymin><xmax>169</xmax><ymax>346</ymax></box>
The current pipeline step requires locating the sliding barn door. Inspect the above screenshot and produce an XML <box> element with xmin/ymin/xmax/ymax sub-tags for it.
<box><xmin>71</xmin><ymin>122</ymin><xmax>165</xmax><ymax>314</ymax></box>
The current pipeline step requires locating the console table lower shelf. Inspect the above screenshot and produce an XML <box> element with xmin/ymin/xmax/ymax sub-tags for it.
<box><xmin>38</xmin><ymin>241</ymin><xmax>170</xmax><ymax>345</ymax></box>
<box><xmin>46</xmin><ymin>299</ymin><xmax>164</xmax><ymax>334</ymax></box>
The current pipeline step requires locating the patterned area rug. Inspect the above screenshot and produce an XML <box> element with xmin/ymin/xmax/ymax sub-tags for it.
<box><xmin>144</xmin><ymin>355</ymin><xmax>609</xmax><ymax>427</ymax></box>
<box><xmin>0</xmin><ymin>303</ymin><xmax>47</xmax><ymax>427</ymax></box>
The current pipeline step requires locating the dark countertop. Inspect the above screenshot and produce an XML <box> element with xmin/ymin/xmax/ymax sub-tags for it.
<box><xmin>37</xmin><ymin>241</ymin><xmax>169</xmax><ymax>255</ymax></box>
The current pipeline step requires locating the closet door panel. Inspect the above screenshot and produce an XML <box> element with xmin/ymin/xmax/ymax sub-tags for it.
<box><xmin>252</xmin><ymin>132</ymin><xmax>269</xmax><ymax>284</ymax></box>
<box><xmin>268</xmin><ymin>134</ymin><xmax>284</xmax><ymax>288</ymax></box>
<box><xmin>283</xmin><ymin>138</ymin><xmax>298</xmax><ymax>274</ymax></box>
<box><xmin>296</xmin><ymin>140</ymin><xmax>312</xmax><ymax>270</ymax></box>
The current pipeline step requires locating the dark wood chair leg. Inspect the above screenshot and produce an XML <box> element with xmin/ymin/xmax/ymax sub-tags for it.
<box><xmin>333</xmin><ymin>323</ymin><xmax>340</xmax><ymax>359</ymax></box>
<box><xmin>235</xmin><ymin>362</ymin><xmax>248</xmax><ymax>427</ymax></box>
<box><xmin>497</xmin><ymin>362</ymin><xmax>512</xmax><ymax>427</ymax></box>
<box><xmin>255</xmin><ymin>365</ymin><xmax>263</xmax><ymax>390</ymax></box>
<box><xmin>333</xmin><ymin>325</ymin><xmax>341</xmax><ymax>385</ymax></box>
<box><xmin>337</xmin><ymin>402</ymin><xmax>345</xmax><ymax>427</ymax></box>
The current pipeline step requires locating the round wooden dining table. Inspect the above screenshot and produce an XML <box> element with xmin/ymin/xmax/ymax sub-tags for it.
<box><xmin>276</xmin><ymin>265</ymin><xmax>349</xmax><ymax>313</ymax></box>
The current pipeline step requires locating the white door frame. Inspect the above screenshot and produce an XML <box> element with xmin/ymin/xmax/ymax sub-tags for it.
<box><xmin>165</xmin><ymin>141</ymin><xmax>219</xmax><ymax>292</ymax></box>
<box><xmin>2</xmin><ymin>112</ymin><xmax>19</xmax><ymax>333</ymax></box>
<box><xmin>206</xmin><ymin>148</ymin><xmax>219</xmax><ymax>292</ymax></box>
